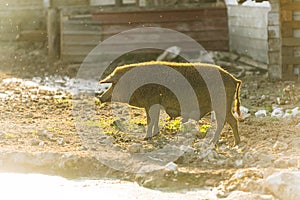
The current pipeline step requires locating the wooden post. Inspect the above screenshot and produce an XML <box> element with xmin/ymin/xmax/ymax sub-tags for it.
<box><xmin>47</xmin><ymin>8</ymin><xmax>60</xmax><ymax>61</ymax></box>
<box><xmin>115</xmin><ymin>0</ymin><xmax>123</xmax><ymax>7</ymax></box>
<box><xmin>136</xmin><ymin>0</ymin><xmax>140</xmax><ymax>7</ymax></box>
<box><xmin>267</xmin><ymin>0</ymin><xmax>282</xmax><ymax>80</ymax></box>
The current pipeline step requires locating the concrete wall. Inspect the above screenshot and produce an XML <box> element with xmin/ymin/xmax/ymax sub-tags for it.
<box><xmin>227</xmin><ymin>3</ymin><xmax>271</xmax><ymax>63</ymax></box>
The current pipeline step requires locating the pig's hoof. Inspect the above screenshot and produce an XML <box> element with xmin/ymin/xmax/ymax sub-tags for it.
<box><xmin>143</xmin><ymin>132</ymin><xmax>159</xmax><ymax>140</ymax></box>
<box><xmin>143</xmin><ymin>136</ymin><xmax>152</xmax><ymax>141</ymax></box>
<box><xmin>209</xmin><ymin>138</ymin><xmax>218</xmax><ymax>146</ymax></box>
<box><xmin>233</xmin><ymin>140</ymin><xmax>240</xmax><ymax>146</ymax></box>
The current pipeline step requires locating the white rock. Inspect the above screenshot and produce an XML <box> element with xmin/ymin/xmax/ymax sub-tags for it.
<box><xmin>32</xmin><ymin>77</ymin><xmax>42</xmax><ymax>83</ymax></box>
<box><xmin>261</xmin><ymin>95</ymin><xmax>267</xmax><ymax>100</ymax></box>
<box><xmin>164</xmin><ymin>162</ymin><xmax>178</xmax><ymax>172</ymax></box>
<box><xmin>236</xmin><ymin>106</ymin><xmax>251</xmax><ymax>119</ymax></box>
<box><xmin>57</xmin><ymin>138</ymin><xmax>64</xmax><ymax>145</ymax></box>
<box><xmin>234</xmin><ymin>159</ymin><xmax>243</xmax><ymax>167</ymax></box>
<box><xmin>2</xmin><ymin>78</ymin><xmax>23</xmax><ymax>85</ymax></box>
<box><xmin>292</xmin><ymin>107</ymin><xmax>300</xmax><ymax>116</ymax></box>
<box><xmin>271</xmin><ymin>107</ymin><xmax>284</xmax><ymax>118</ymax></box>
<box><xmin>21</xmin><ymin>80</ymin><xmax>39</xmax><ymax>88</ymax></box>
<box><xmin>0</xmin><ymin>93</ymin><xmax>7</xmax><ymax>99</ymax></box>
<box><xmin>225</xmin><ymin>191</ymin><xmax>274</xmax><ymax>200</ymax></box>
<box><xmin>240</xmin><ymin>106</ymin><xmax>249</xmax><ymax>114</ymax></box>
<box><xmin>283</xmin><ymin>109</ymin><xmax>293</xmax><ymax>118</ymax></box>
<box><xmin>179</xmin><ymin>145</ymin><xmax>194</xmax><ymax>153</ymax></box>
<box><xmin>38</xmin><ymin>141</ymin><xmax>45</xmax><ymax>146</ymax></box>
<box><xmin>39</xmin><ymin>85</ymin><xmax>57</xmax><ymax>93</ymax></box>
<box><xmin>255</xmin><ymin>110</ymin><xmax>267</xmax><ymax>118</ymax></box>
<box><xmin>265</xmin><ymin>171</ymin><xmax>300</xmax><ymax>200</ymax></box>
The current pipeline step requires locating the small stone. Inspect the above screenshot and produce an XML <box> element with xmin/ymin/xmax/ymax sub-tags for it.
<box><xmin>80</xmin><ymin>146</ymin><xmax>88</xmax><ymax>151</ymax></box>
<box><xmin>249</xmin><ymin>96</ymin><xmax>256</xmax><ymax>100</ymax></box>
<box><xmin>261</xmin><ymin>95</ymin><xmax>266</xmax><ymax>100</ymax></box>
<box><xmin>57</xmin><ymin>138</ymin><xmax>64</xmax><ymax>145</ymax></box>
<box><xmin>238</xmin><ymin>106</ymin><xmax>251</xmax><ymax>119</ymax></box>
<box><xmin>240</xmin><ymin>106</ymin><xmax>249</xmax><ymax>114</ymax></box>
<box><xmin>252</xmin><ymin>82</ymin><xmax>259</xmax><ymax>89</ymax></box>
<box><xmin>271</xmin><ymin>107</ymin><xmax>284</xmax><ymax>118</ymax></box>
<box><xmin>39</xmin><ymin>141</ymin><xmax>45</xmax><ymax>146</ymax></box>
<box><xmin>255</xmin><ymin>110</ymin><xmax>267</xmax><ymax>117</ymax></box>
<box><xmin>243</xmin><ymin>152</ymin><xmax>256</xmax><ymax>164</ymax></box>
<box><xmin>101</xmin><ymin>136</ymin><xmax>114</xmax><ymax>145</ymax></box>
<box><xmin>30</xmin><ymin>138</ymin><xmax>39</xmax><ymax>146</ymax></box>
<box><xmin>204</xmin><ymin>179</ymin><xmax>217</xmax><ymax>187</ymax></box>
<box><xmin>245</xmin><ymin>71</ymin><xmax>254</xmax><ymax>76</ymax></box>
<box><xmin>164</xmin><ymin>162</ymin><xmax>178</xmax><ymax>172</ymax></box>
<box><xmin>284</xmin><ymin>107</ymin><xmax>300</xmax><ymax>118</ymax></box>
<box><xmin>276</xmin><ymin>97</ymin><xmax>285</xmax><ymax>105</ymax></box>
<box><xmin>25</xmin><ymin>113</ymin><xmax>34</xmax><ymax>118</ymax></box>
<box><xmin>128</xmin><ymin>143</ymin><xmax>143</xmax><ymax>153</ymax></box>
<box><xmin>235</xmin><ymin>159</ymin><xmax>243</xmax><ymax>167</ymax></box>
<box><xmin>47</xmin><ymin>134</ymin><xmax>53</xmax><ymax>140</ymax></box>
<box><xmin>179</xmin><ymin>145</ymin><xmax>194</xmax><ymax>153</ymax></box>
<box><xmin>32</xmin><ymin>77</ymin><xmax>42</xmax><ymax>83</ymax></box>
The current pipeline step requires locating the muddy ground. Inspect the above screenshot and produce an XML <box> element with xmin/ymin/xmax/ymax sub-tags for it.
<box><xmin>0</xmin><ymin>41</ymin><xmax>300</xmax><ymax>198</ymax></box>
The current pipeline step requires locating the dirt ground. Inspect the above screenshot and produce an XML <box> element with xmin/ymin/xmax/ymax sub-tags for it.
<box><xmin>0</xmin><ymin>41</ymin><xmax>300</xmax><ymax>197</ymax></box>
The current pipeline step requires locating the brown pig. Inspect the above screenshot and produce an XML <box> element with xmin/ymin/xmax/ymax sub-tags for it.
<box><xmin>99</xmin><ymin>61</ymin><xmax>242</xmax><ymax>146</ymax></box>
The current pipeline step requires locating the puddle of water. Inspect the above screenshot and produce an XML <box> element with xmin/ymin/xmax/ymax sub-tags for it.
<box><xmin>0</xmin><ymin>173</ymin><xmax>217</xmax><ymax>200</ymax></box>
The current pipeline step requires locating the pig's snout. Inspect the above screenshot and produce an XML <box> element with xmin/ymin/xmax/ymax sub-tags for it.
<box><xmin>99</xmin><ymin>84</ymin><xmax>113</xmax><ymax>103</ymax></box>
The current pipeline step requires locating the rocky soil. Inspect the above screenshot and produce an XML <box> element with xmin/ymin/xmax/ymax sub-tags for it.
<box><xmin>0</xmin><ymin>41</ymin><xmax>300</xmax><ymax>199</ymax></box>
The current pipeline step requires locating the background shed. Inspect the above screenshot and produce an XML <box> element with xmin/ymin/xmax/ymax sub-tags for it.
<box><xmin>1</xmin><ymin>0</ymin><xmax>300</xmax><ymax>81</ymax></box>
<box><xmin>59</xmin><ymin>0</ymin><xmax>229</xmax><ymax>63</ymax></box>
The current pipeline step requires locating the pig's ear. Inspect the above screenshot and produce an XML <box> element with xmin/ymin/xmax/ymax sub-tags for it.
<box><xmin>99</xmin><ymin>75</ymin><xmax>115</xmax><ymax>84</ymax></box>
<box><xmin>99</xmin><ymin>67</ymin><xmax>127</xmax><ymax>84</ymax></box>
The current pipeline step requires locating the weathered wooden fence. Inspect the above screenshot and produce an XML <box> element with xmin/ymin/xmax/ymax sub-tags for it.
<box><xmin>60</xmin><ymin>10</ymin><xmax>101</xmax><ymax>62</ymax></box>
<box><xmin>60</xmin><ymin>6</ymin><xmax>229</xmax><ymax>63</ymax></box>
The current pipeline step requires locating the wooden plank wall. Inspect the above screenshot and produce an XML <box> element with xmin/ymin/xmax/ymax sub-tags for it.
<box><xmin>60</xmin><ymin>7</ymin><xmax>229</xmax><ymax>63</ymax></box>
<box><xmin>0</xmin><ymin>0</ymin><xmax>45</xmax><ymax>41</ymax></box>
<box><xmin>60</xmin><ymin>13</ymin><xmax>102</xmax><ymax>62</ymax></box>
<box><xmin>280</xmin><ymin>0</ymin><xmax>300</xmax><ymax>80</ymax></box>
<box><xmin>93</xmin><ymin>8</ymin><xmax>229</xmax><ymax>51</ymax></box>
<box><xmin>228</xmin><ymin>5</ymin><xmax>270</xmax><ymax>63</ymax></box>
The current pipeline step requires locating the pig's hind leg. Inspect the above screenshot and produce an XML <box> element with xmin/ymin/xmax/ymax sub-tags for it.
<box><xmin>144</xmin><ymin>104</ymin><xmax>160</xmax><ymax>139</ymax></box>
<box><xmin>225</xmin><ymin>111</ymin><xmax>240</xmax><ymax>146</ymax></box>
<box><xmin>209</xmin><ymin>111</ymin><xmax>240</xmax><ymax>146</ymax></box>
